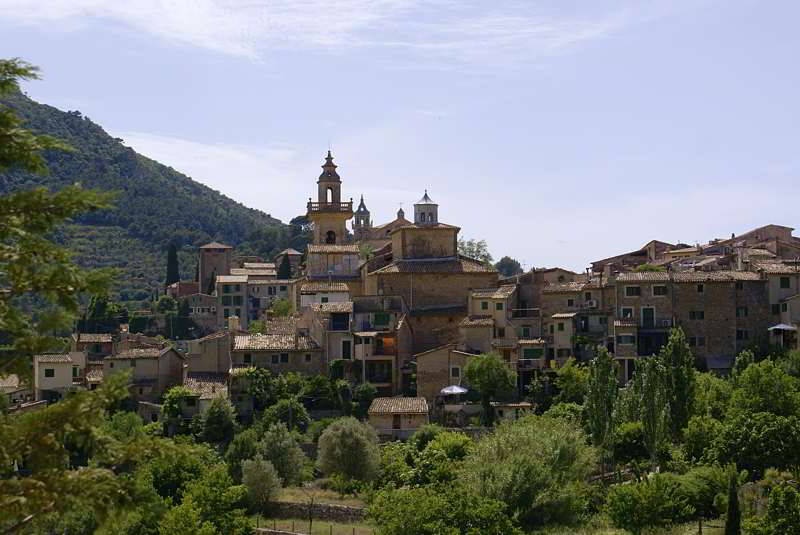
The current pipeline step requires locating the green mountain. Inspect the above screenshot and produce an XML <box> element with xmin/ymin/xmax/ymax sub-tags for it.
<box><xmin>0</xmin><ymin>90</ymin><xmax>309</xmax><ymax>304</ymax></box>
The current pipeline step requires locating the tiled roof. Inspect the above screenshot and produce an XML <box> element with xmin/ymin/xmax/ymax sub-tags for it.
<box><xmin>217</xmin><ymin>275</ymin><xmax>249</xmax><ymax>283</ymax></box>
<box><xmin>35</xmin><ymin>353</ymin><xmax>73</xmax><ymax>363</ymax></box>
<box><xmin>673</xmin><ymin>271</ymin><xmax>762</xmax><ymax>282</ymax></box>
<box><xmin>307</xmin><ymin>244</ymin><xmax>361</xmax><ymax>254</ymax></box>
<box><xmin>542</xmin><ymin>282</ymin><xmax>586</xmax><ymax>293</ymax></box>
<box><xmin>243</xmin><ymin>262</ymin><xmax>276</xmax><ymax>269</ymax></box>
<box><xmin>77</xmin><ymin>333</ymin><xmax>114</xmax><ymax>343</ymax></box>
<box><xmin>278</xmin><ymin>248</ymin><xmax>303</xmax><ymax>256</ymax></box>
<box><xmin>248</xmin><ymin>279</ymin><xmax>293</xmax><ymax>285</ymax></box>
<box><xmin>755</xmin><ymin>261</ymin><xmax>800</xmax><ymax>275</ymax></box>
<box><xmin>86</xmin><ymin>366</ymin><xmax>104</xmax><ymax>383</ymax></box>
<box><xmin>371</xmin><ymin>257</ymin><xmax>495</xmax><ymax>274</ymax></box>
<box><xmin>391</xmin><ymin>222</ymin><xmax>460</xmax><ymax>232</ymax></box>
<box><xmin>0</xmin><ymin>374</ymin><xmax>23</xmax><ymax>389</ymax></box>
<box><xmin>261</xmin><ymin>317</ymin><xmax>300</xmax><ymax>335</ymax></box>
<box><xmin>230</xmin><ymin>268</ymin><xmax>276</xmax><ymax>276</ymax></box>
<box><xmin>616</xmin><ymin>272</ymin><xmax>671</xmax><ymax>282</ymax></box>
<box><xmin>614</xmin><ymin>319</ymin><xmax>638</xmax><ymax>328</ymax></box>
<box><xmin>233</xmin><ymin>334</ymin><xmax>319</xmax><ymax>351</ymax></box>
<box><xmin>369</xmin><ymin>396</ymin><xmax>428</xmax><ymax>414</ymax></box>
<box><xmin>552</xmin><ymin>312</ymin><xmax>577</xmax><ymax>319</ymax></box>
<box><xmin>107</xmin><ymin>348</ymin><xmax>169</xmax><ymax>360</ymax></box>
<box><xmin>200</xmin><ymin>241</ymin><xmax>233</xmax><ymax>249</ymax></box>
<box><xmin>198</xmin><ymin>330</ymin><xmax>233</xmax><ymax>342</ymax></box>
<box><xmin>185</xmin><ymin>372</ymin><xmax>228</xmax><ymax>400</ymax></box>
<box><xmin>300</xmin><ymin>281</ymin><xmax>349</xmax><ymax>293</ymax></box>
<box><xmin>310</xmin><ymin>301</ymin><xmax>354</xmax><ymax>313</ymax></box>
<box><xmin>460</xmin><ymin>315</ymin><xmax>494</xmax><ymax>328</ymax></box>
<box><xmin>472</xmin><ymin>285</ymin><xmax>516</xmax><ymax>299</ymax></box>
<box><xmin>491</xmin><ymin>339</ymin><xmax>517</xmax><ymax>349</ymax></box>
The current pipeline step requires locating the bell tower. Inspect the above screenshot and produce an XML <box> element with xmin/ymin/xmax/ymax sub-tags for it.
<box><xmin>353</xmin><ymin>195</ymin><xmax>371</xmax><ymax>241</ymax></box>
<box><xmin>307</xmin><ymin>151</ymin><xmax>353</xmax><ymax>245</ymax></box>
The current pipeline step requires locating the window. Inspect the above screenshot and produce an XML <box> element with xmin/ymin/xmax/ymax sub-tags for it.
<box><xmin>72</xmin><ymin>366</ymin><xmax>78</xmax><ymax>378</ymax></box>
<box><xmin>44</xmin><ymin>368</ymin><xmax>54</xmax><ymax>378</ymax></box>
<box><xmin>772</xmin><ymin>304</ymin><xmax>781</xmax><ymax>315</ymax></box>
<box><xmin>450</xmin><ymin>367</ymin><xmax>460</xmax><ymax>378</ymax></box>
<box><xmin>280</xmin><ymin>353</ymin><xmax>289</xmax><ymax>363</ymax></box>
<box><xmin>186</xmin><ymin>398</ymin><xmax>196</xmax><ymax>407</ymax></box>
<box><xmin>697</xmin><ymin>284</ymin><xmax>705</xmax><ymax>294</ymax></box>
<box><xmin>567</xmin><ymin>299</ymin><xmax>575</xmax><ymax>307</ymax></box>
<box><xmin>599</xmin><ymin>316</ymin><xmax>608</xmax><ymax>324</ymax></box>
<box><xmin>653</xmin><ymin>285</ymin><xmax>668</xmax><ymax>296</ymax></box>
<box><xmin>481</xmin><ymin>301</ymin><xmax>489</xmax><ymax>310</ymax></box>
<box><xmin>109</xmin><ymin>362</ymin><xmax>114</xmax><ymax>368</ymax></box>
<box><xmin>621</xmin><ymin>307</ymin><xmax>634</xmax><ymax>319</ymax></box>
<box><xmin>268</xmin><ymin>286</ymin><xmax>277</xmax><ymax>296</ymax></box>
<box><xmin>138</xmin><ymin>388</ymin><xmax>144</xmax><ymax>395</ymax></box>
<box><xmin>736</xmin><ymin>281</ymin><xmax>744</xmax><ymax>290</ymax></box>
<box><xmin>495</xmin><ymin>302</ymin><xmax>504</xmax><ymax>311</ymax></box>
<box><xmin>235</xmin><ymin>308</ymin><xmax>241</xmax><ymax>318</ymax></box>
<box><xmin>782</xmin><ymin>303</ymin><xmax>789</xmax><ymax>312</ymax></box>
<box><xmin>223</xmin><ymin>284</ymin><xmax>231</xmax><ymax>294</ymax></box>
<box><xmin>736</xmin><ymin>329</ymin><xmax>749</xmax><ymax>340</ymax></box>
<box><xmin>364</xmin><ymin>337</ymin><xmax>372</xmax><ymax>344</ymax></box>
<box><xmin>130</xmin><ymin>359</ymin><xmax>136</xmax><ymax>367</ymax></box>
<box><xmin>585</xmin><ymin>292</ymin><xmax>592</xmax><ymax>301</ymax></box>
<box><xmin>698</xmin><ymin>336</ymin><xmax>706</xmax><ymax>347</ymax></box>
<box><xmin>625</xmin><ymin>286</ymin><xmax>641</xmax><ymax>297</ymax></box>
<box><xmin>549</xmin><ymin>324</ymin><xmax>555</xmax><ymax>334</ymax></box>
<box><xmin>280</xmin><ymin>285</ymin><xmax>287</xmax><ymax>291</ymax></box>
<box><xmin>736</xmin><ymin>306</ymin><xmax>748</xmax><ymax>317</ymax></box>
<box><xmin>496</xmin><ymin>327</ymin><xmax>506</xmax><ymax>338</ymax></box>
<box><xmin>616</xmin><ymin>335</ymin><xmax>636</xmax><ymax>345</ymax></box>
<box><xmin>689</xmin><ymin>310</ymin><xmax>705</xmax><ymax>320</ymax></box>
<box><xmin>558</xmin><ymin>322</ymin><xmax>565</xmax><ymax>332</ymax></box>
<box><xmin>305</xmin><ymin>354</ymin><xmax>312</xmax><ymax>363</ymax></box>
<box><xmin>224</xmin><ymin>308</ymin><xmax>230</xmax><ymax>318</ymax></box>
<box><xmin>321</xmin><ymin>296</ymin><xmax>329</xmax><ymax>303</ymax></box>
<box><xmin>689</xmin><ymin>337</ymin><xmax>696</xmax><ymax>347</ymax></box>
<box><xmin>233</xmin><ymin>295</ymin><xmax>243</xmax><ymax>306</ymax></box>
<box><xmin>221</xmin><ymin>296</ymin><xmax>232</xmax><ymax>306</ymax></box>
<box><xmin>234</xmin><ymin>284</ymin><xmax>241</xmax><ymax>292</ymax></box>
<box><xmin>271</xmin><ymin>354</ymin><xmax>279</xmax><ymax>364</ymax></box>
<box><xmin>520</xmin><ymin>326</ymin><xmax>531</xmax><ymax>338</ymax></box>
<box><xmin>523</xmin><ymin>347</ymin><xmax>544</xmax><ymax>358</ymax></box>
<box><xmin>781</xmin><ymin>277</ymin><xmax>791</xmax><ymax>289</ymax></box>
<box><xmin>243</xmin><ymin>353</ymin><xmax>252</xmax><ymax>364</ymax></box>
<box><xmin>374</xmin><ymin>312</ymin><xmax>390</xmax><ymax>326</ymax></box>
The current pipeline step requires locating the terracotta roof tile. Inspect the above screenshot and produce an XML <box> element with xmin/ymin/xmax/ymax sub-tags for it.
<box><xmin>217</xmin><ymin>275</ymin><xmax>249</xmax><ymax>284</ymax></box>
<box><xmin>368</xmin><ymin>396</ymin><xmax>428</xmax><ymax>414</ymax></box>
<box><xmin>307</xmin><ymin>244</ymin><xmax>361</xmax><ymax>254</ymax></box>
<box><xmin>35</xmin><ymin>353</ymin><xmax>73</xmax><ymax>363</ymax></box>
<box><xmin>77</xmin><ymin>333</ymin><xmax>114</xmax><ymax>343</ymax></box>
<box><xmin>0</xmin><ymin>374</ymin><xmax>23</xmax><ymax>389</ymax></box>
<box><xmin>552</xmin><ymin>312</ymin><xmax>578</xmax><ymax>319</ymax></box>
<box><xmin>371</xmin><ymin>257</ymin><xmax>495</xmax><ymax>274</ymax></box>
<box><xmin>673</xmin><ymin>271</ymin><xmax>762</xmax><ymax>282</ymax></box>
<box><xmin>108</xmin><ymin>348</ymin><xmax>170</xmax><ymax>360</ymax></box>
<box><xmin>472</xmin><ymin>285</ymin><xmax>516</xmax><ymax>299</ymax></box>
<box><xmin>233</xmin><ymin>334</ymin><xmax>319</xmax><ymax>351</ymax></box>
<box><xmin>300</xmin><ymin>282</ymin><xmax>350</xmax><ymax>293</ymax></box>
<box><xmin>310</xmin><ymin>302</ymin><xmax>354</xmax><ymax>313</ymax></box>
<box><xmin>542</xmin><ymin>281</ymin><xmax>586</xmax><ymax>293</ymax></box>
<box><xmin>518</xmin><ymin>339</ymin><xmax>546</xmax><ymax>345</ymax></box>
<box><xmin>616</xmin><ymin>272</ymin><xmax>671</xmax><ymax>282</ymax></box>
<box><xmin>185</xmin><ymin>372</ymin><xmax>228</xmax><ymax>400</ymax></box>
<box><xmin>755</xmin><ymin>261</ymin><xmax>800</xmax><ymax>275</ymax></box>
<box><xmin>459</xmin><ymin>315</ymin><xmax>494</xmax><ymax>328</ymax></box>
<box><xmin>199</xmin><ymin>241</ymin><xmax>233</xmax><ymax>249</ymax></box>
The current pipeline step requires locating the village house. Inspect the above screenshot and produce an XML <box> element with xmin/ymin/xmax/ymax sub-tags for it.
<box><xmin>33</xmin><ymin>352</ymin><xmax>86</xmax><ymax>401</ymax></box>
<box><xmin>71</xmin><ymin>333</ymin><xmax>113</xmax><ymax>360</ymax></box>
<box><xmin>368</xmin><ymin>396</ymin><xmax>429</xmax><ymax>439</ymax></box>
<box><xmin>104</xmin><ymin>347</ymin><xmax>184</xmax><ymax>403</ymax></box>
<box><xmin>230</xmin><ymin>331</ymin><xmax>324</xmax><ymax>375</ymax></box>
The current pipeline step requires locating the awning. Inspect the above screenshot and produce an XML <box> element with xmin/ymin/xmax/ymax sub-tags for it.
<box><xmin>353</xmin><ymin>331</ymin><xmax>380</xmax><ymax>337</ymax></box>
<box><xmin>440</xmin><ymin>385</ymin><xmax>468</xmax><ymax>395</ymax></box>
<box><xmin>768</xmin><ymin>324</ymin><xmax>798</xmax><ymax>332</ymax></box>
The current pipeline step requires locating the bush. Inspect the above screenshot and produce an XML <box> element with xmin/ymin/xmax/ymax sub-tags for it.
<box><xmin>710</xmin><ymin>412</ymin><xmax>800</xmax><ymax>477</ymax></box>
<box><xmin>377</xmin><ymin>441</ymin><xmax>414</xmax><ymax>489</ymax></box>
<box><xmin>201</xmin><ymin>397</ymin><xmax>237</xmax><ymax>447</ymax></box>
<box><xmin>460</xmin><ymin>415</ymin><xmax>596</xmax><ymax>528</ymax></box>
<box><xmin>408</xmin><ymin>424</ymin><xmax>445</xmax><ymax>452</ymax></box>
<box><xmin>261</xmin><ymin>397</ymin><xmax>310</xmax><ymax>432</ymax></box>
<box><xmin>746</xmin><ymin>483</ymin><xmax>800</xmax><ymax>535</ymax></box>
<box><xmin>317</xmin><ymin>417</ymin><xmax>379</xmax><ymax>482</ymax></box>
<box><xmin>683</xmin><ymin>415</ymin><xmax>723</xmax><ymax>463</ymax></box>
<box><xmin>369</xmin><ymin>486</ymin><xmax>521</xmax><ymax>535</ymax></box>
<box><xmin>305</xmin><ymin>417</ymin><xmax>335</xmax><ymax>445</ymax></box>
<box><xmin>225</xmin><ymin>428</ymin><xmax>260</xmax><ymax>483</ymax></box>
<box><xmin>606</xmin><ymin>475</ymin><xmax>695</xmax><ymax>534</ymax></box>
<box><xmin>259</xmin><ymin>423</ymin><xmax>310</xmax><ymax>486</ymax></box>
<box><xmin>542</xmin><ymin>402</ymin><xmax>584</xmax><ymax>425</ymax></box>
<box><xmin>242</xmin><ymin>455</ymin><xmax>281</xmax><ymax>513</ymax></box>
<box><xmin>729</xmin><ymin>360</ymin><xmax>800</xmax><ymax>417</ymax></box>
<box><xmin>352</xmin><ymin>382</ymin><xmax>378</xmax><ymax>419</ymax></box>
<box><xmin>612</xmin><ymin>421</ymin><xmax>649</xmax><ymax>465</ymax></box>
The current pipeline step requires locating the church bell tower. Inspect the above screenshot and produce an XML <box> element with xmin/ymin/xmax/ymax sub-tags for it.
<box><xmin>307</xmin><ymin>151</ymin><xmax>354</xmax><ymax>245</ymax></box>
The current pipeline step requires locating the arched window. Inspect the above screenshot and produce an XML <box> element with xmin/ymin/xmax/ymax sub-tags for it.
<box><xmin>419</xmin><ymin>213</ymin><xmax>426</xmax><ymax>223</ymax></box>
<box><xmin>326</xmin><ymin>187</ymin><xmax>333</xmax><ymax>203</ymax></box>
<box><xmin>428</xmin><ymin>212</ymin><xmax>434</xmax><ymax>223</ymax></box>
<box><xmin>325</xmin><ymin>231</ymin><xmax>336</xmax><ymax>244</ymax></box>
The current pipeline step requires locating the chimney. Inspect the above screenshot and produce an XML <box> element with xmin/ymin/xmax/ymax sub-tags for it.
<box><xmin>228</xmin><ymin>315</ymin><xmax>240</xmax><ymax>332</ymax></box>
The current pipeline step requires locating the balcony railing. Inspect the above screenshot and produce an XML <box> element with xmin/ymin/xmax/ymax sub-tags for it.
<box><xmin>307</xmin><ymin>201</ymin><xmax>353</xmax><ymax>213</ymax></box>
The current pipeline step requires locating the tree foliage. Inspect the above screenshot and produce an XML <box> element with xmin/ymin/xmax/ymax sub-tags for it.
<box><xmin>457</xmin><ymin>238</ymin><xmax>493</xmax><ymax>265</ymax></box>
<box><xmin>585</xmin><ymin>348</ymin><xmax>618</xmax><ymax>457</ymax></box>
<box><xmin>317</xmin><ymin>417</ymin><xmax>380</xmax><ymax>482</ymax></box>
<box><xmin>241</xmin><ymin>455</ymin><xmax>281</xmax><ymax>514</ymax></box>
<box><xmin>464</xmin><ymin>352</ymin><xmax>516</xmax><ymax>426</ymax></box>
<box><xmin>659</xmin><ymin>328</ymin><xmax>696</xmax><ymax>437</ymax></box>
<box><xmin>494</xmin><ymin>256</ymin><xmax>523</xmax><ymax>277</ymax></box>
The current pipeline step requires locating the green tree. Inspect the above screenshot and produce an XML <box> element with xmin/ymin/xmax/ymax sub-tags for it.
<box><xmin>156</xmin><ymin>295</ymin><xmax>177</xmax><ymax>314</ymax></box>
<box><xmin>637</xmin><ymin>357</ymin><xmax>671</xmax><ymax>468</ymax></box>
<box><xmin>243</xmin><ymin>367</ymin><xmax>275</xmax><ymax>412</ymax></box>
<box><xmin>182</xmin><ymin>464</ymin><xmax>251</xmax><ymax>535</ymax></box>
<box><xmin>585</xmin><ymin>347</ymin><xmax>618</xmax><ymax>470</ymax></box>
<box><xmin>464</xmin><ymin>352</ymin><xmax>516</xmax><ymax>426</ymax></box>
<box><xmin>259</xmin><ymin>423</ymin><xmax>309</xmax><ymax>486</ymax></box>
<box><xmin>633</xmin><ymin>263</ymin><xmax>666</xmax><ymax>272</ymax></box>
<box><xmin>460</xmin><ymin>415</ymin><xmax>596</xmax><ymax>528</ymax></box>
<box><xmin>725</xmin><ymin>468</ymin><xmax>741</xmax><ymax>535</ymax></box>
<box><xmin>201</xmin><ymin>397</ymin><xmax>237</xmax><ymax>447</ymax></box>
<box><xmin>612</xmin><ymin>421</ymin><xmax>649</xmax><ymax>465</ymax></box>
<box><xmin>683</xmin><ymin>415</ymin><xmax>723</xmax><ymax>463</ymax></box>
<box><xmin>317</xmin><ymin>417</ymin><xmax>380</xmax><ymax>482</ymax></box>
<box><xmin>729</xmin><ymin>359</ymin><xmax>800</xmax><ymax>417</ymax></box>
<box><xmin>457</xmin><ymin>238</ymin><xmax>493</xmax><ymax>265</ymax></box>
<box><xmin>225</xmin><ymin>428</ymin><xmax>260</xmax><ymax>483</ymax></box>
<box><xmin>731</xmin><ymin>349</ymin><xmax>755</xmax><ymax>381</ymax></box>
<box><xmin>409</xmin><ymin>423</ymin><xmax>446</xmax><ymax>452</ymax></box>
<box><xmin>494</xmin><ymin>256</ymin><xmax>523</xmax><ymax>277</ymax></box>
<box><xmin>158</xmin><ymin>498</ymin><xmax>217</xmax><ymax>535</ymax></box>
<box><xmin>270</xmin><ymin>297</ymin><xmax>291</xmax><ymax>317</ymax></box>
<box><xmin>353</xmin><ymin>382</ymin><xmax>378</xmax><ymax>419</ymax></box>
<box><xmin>261</xmin><ymin>397</ymin><xmax>310</xmax><ymax>432</ymax></box>
<box><xmin>710</xmin><ymin>412</ymin><xmax>800</xmax><ymax>477</ymax></box>
<box><xmin>659</xmin><ymin>328</ymin><xmax>696</xmax><ymax>438</ymax></box>
<box><xmin>166</xmin><ymin>243</ymin><xmax>180</xmax><ymax>287</ymax></box>
<box><xmin>241</xmin><ymin>455</ymin><xmax>281</xmax><ymax>514</ymax></box>
<box><xmin>553</xmin><ymin>357</ymin><xmax>590</xmax><ymax>405</ymax></box>
<box><xmin>693</xmin><ymin>371</ymin><xmax>733</xmax><ymax>420</ymax></box>
<box><xmin>606</xmin><ymin>474</ymin><xmax>695</xmax><ymax>534</ymax></box>
<box><xmin>277</xmin><ymin>253</ymin><xmax>291</xmax><ymax>279</ymax></box>
<box><xmin>761</xmin><ymin>483</ymin><xmax>800</xmax><ymax>535</ymax></box>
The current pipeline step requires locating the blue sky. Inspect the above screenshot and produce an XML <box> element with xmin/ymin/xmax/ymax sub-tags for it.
<box><xmin>2</xmin><ymin>0</ymin><xmax>799</xmax><ymax>271</ymax></box>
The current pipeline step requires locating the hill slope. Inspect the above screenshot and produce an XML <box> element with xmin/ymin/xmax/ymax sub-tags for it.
<box><xmin>0</xmin><ymin>90</ymin><xmax>309</xmax><ymax>303</ymax></box>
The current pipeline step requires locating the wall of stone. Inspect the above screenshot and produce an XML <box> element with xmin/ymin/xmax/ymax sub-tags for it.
<box><xmin>268</xmin><ymin>501</ymin><xmax>366</xmax><ymax>524</ymax></box>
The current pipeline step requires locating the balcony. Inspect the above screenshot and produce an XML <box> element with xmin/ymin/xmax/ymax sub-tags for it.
<box><xmin>512</xmin><ymin>308</ymin><xmax>540</xmax><ymax>318</ymax></box>
<box><xmin>518</xmin><ymin>358</ymin><xmax>546</xmax><ymax>370</ymax></box>
<box><xmin>307</xmin><ymin>201</ymin><xmax>353</xmax><ymax>213</ymax></box>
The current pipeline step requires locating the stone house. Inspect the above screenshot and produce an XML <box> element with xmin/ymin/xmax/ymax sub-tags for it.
<box><xmin>104</xmin><ymin>347</ymin><xmax>185</xmax><ymax>403</ymax></box>
<box><xmin>248</xmin><ymin>279</ymin><xmax>297</xmax><ymax>319</ymax></box>
<box><xmin>368</xmin><ymin>396</ymin><xmax>429</xmax><ymax>439</ymax></box>
<box><xmin>183</xmin><ymin>372</ymin><xmax>229</xmax><ymax>417</ymax></box>
<box><xmin>231</xmin><ymin>332</ymin><xmax>324</xmax><ymax>376</ymax></box>
<box><xmin>184</xmin><ymin>292</ymin><xmax>219</xmax><ymax>333</ymax></box>
<box><xmin>216</xmin><ymin>275</ymin><xmax>249</xmax><ymax>329</ymax></box>
<box><xmin>306</xmin><ymin>301</ymin><xmax>355</xmax><ymax>363</ymax></box>
<box><xmin>299</xmin><ymin>281</ymin><xmax>350</xmax><ymax>308</ymax></box>
<box><xmin>415</xmin><ymin>344</ymin><xmax>477</xmax><ymax>402</ymax></box>
<box><xmin>33</xmin><ymin>352</ymin><xmax>85</xmax><ymax>401</ymax></box>
<box><xmin>0</xmin><ymin>374</ymin><xmax>32</xmax><ymax>406</ymax></box>
<box><xmin>199</xmin><ymin>241</ymin><xmax>233</xmax><ymax>295</ymax></box>
<box><xmin>186</xmin><ymin>330</ymin><xmax>238</xmax><ymax>374</ymax></box>
<box><xmin>71</xmin><ymin>333</ymin><xmax>113</xmax><ymax>360</ymax></box>
<box><xmin>274</xmin><ymin>248</ymin><xmax>303</xmax><ymax>279</ymax></box>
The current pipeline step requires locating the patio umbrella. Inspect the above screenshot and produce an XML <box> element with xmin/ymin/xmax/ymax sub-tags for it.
<box><xmin>440</xmin><ymin>385</ymin><xmax>468</xmax><ymax>395</ymax></box>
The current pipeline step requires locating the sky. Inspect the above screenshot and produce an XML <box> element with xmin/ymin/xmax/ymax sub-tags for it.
<box><xmin>2</xmin><ymin>0</ymin><xmax>799</xmax><ymax>271</ymax></box>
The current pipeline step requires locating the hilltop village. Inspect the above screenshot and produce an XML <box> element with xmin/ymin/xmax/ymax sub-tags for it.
<box><xmin>8</xmin><ymin>152</ymin><xmax>800</xmax><ymax>432</ymax></box>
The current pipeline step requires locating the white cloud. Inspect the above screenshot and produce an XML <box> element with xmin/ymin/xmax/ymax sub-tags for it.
<box><xmin>0</xmin><ymin>0</ymin><xmax>684</xmax><ymax>66</ymax></box>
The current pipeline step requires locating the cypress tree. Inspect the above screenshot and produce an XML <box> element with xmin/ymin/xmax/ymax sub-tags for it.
<box><xmin>165</xmin><ymin>243</ymin><xmax>180</xmax><ymax>287</ymax></box>
<box><xmin>277</xmin><ymin>254</ymin><xmax>291</xmax><ymax>279</ymax></box>
<box><xmin>725</xmin><ymin>469</ymin><xmax>741</xmax><ymax>535</ymax></box>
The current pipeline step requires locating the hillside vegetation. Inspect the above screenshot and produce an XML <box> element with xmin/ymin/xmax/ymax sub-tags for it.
<box><xmin>0</xmin><ymin>89</ymin><xmax>309</xmax><ymax>304</ymax></box>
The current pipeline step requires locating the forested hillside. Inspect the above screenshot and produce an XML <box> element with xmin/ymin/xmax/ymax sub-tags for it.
<box><xmin>0</xmin><ymin>89</ymin><xmax>309</xmax><ymax>304</ymax></box>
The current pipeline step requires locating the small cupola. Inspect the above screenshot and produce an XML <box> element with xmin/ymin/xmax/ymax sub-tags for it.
<box><xmin>414</xmin><ymin>190</ymin><xmax>438</xmax><ymax>225</ymax></box>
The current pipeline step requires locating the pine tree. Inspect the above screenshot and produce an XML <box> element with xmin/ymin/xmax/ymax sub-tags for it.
<box><xmin>277</xmin><ymin>253</ymin><xmax>291</xmax><ymax>279</ymax></box>
<box><xmin>166</xmin><ymin>243</ymin><xmax>180</xmax><ymax>287</ymax></box>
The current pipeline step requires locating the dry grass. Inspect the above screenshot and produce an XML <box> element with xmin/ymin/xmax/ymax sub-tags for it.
<box><xmin>252</xmin><ymin>516</ymin><xmax>374</xmax><ymax>534</ymax></box>
<box><xmin>276</xmin><ymin>487</ymin><xmax>367</xmax><ymax>508</ymax></box>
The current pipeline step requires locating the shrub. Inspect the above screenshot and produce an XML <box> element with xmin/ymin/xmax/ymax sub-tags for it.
<box><xmin>305</xmin><ymin>417</ymin><xmax>335</xmax><ymax>445</ymax></box>
<box><xmin>460</xmin><ymin>415</ymin><xmax>596</xmax><ymax>528</ymax></box>
<box><xmin>317</xmin><ymin>417</ymin><xmax>379</xmax><ymax>482</ymax></box>
<box><xmin>606</xmin><ymin>475</ymin><xmax>695</xmax><ymax>534</ymax></box>
<box><xmin>259</xmin><ymin>423</ymin><xmax>310</xmax><ymax>486</ymax></box>
<box><xmin>683</xmin><ymin>415</ymin><xmax>723</xmax><ymax>463</ymax></box>
<box><xmin>261</xmin><ymin>397</ymin><xmax>310</xmax><ymax>432</ymax></box>
<box><xmin>201</xmin><ymin>397</ymin><xmax>237</xmax><ymax>447</ymax></box>
<box><xmin>408</xmin><ymin>424</ymin><xmax>445</xmax><ymax>452</ymax></box>
<box><xmin>377</xmin><ymin>441</ymin><xmax>414</xmax><ymax>489</ymax></box>
<box><xmin>241</xmin><ymin>455</ymin><xmax>281</xmax><ymax>513</ymax></box>
<box><xmin>225</xmin><ymin>428</ymin><xmax>260</xmax><ymax>483</ymax></box>
<box><xmin>612</xmin><ymin>421</ymin><xmax>649</xmax><ymax>465</ymax></box>
<box><xmin>729</xmin><ymin>360</ymin><xmax>800</xmax><ymax>417</ymax></box>
<box><xmin>543</xmin><ymin>402</ymin><xmax>584</xmax><ymax>425</ymax></box>
<box><xmin>369</xmin><ymin>486</ymin><xmax>521</xmax><ymax>535</ymax></box>
<box><xmin>710</xmin><ymin>412</ymin><xmax>800</xmax><ymax>477</ymax></box>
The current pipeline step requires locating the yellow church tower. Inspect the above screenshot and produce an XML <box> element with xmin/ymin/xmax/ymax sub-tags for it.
<box><xmin>306</xmin><ymin>151</ymin><xmax>353</xmax><ymax>245</ymax></box>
